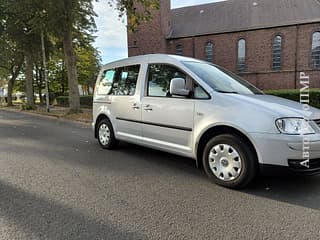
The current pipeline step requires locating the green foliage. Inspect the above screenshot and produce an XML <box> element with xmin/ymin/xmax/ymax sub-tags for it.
<box><xmin>0</xmin><ymin>30</ymin><xmax>24</xmax><ymax>78</ymax></box>
<box><xmin>265</xmin><ymin>89</ymin><xmax>320</xmax><ymax>109</ymax></box>
<box><xmin>80</xmin><ymin>95</ymin><xmax>93</xmax><ymax>106</ymax></box>
<box><xmin>76</xmin><ymin>43</ymin><xmax>101</xmax><ymax>92</ymax></box>
<box><xmin>109</xmin><ymin>0</ymin><xmax>160</xmax><ymax>30</ymax></box>
<box><xmin>2</xmin><ymin>0</ymin><xmax>43</xmax><ymax>55</ymax></box>
<box><xmin>0</xmin><ymin>0</ymin><xmax>159</xmax><ymax>110</ymax></box>
<box><xmin>47</xmin><ymin>48</ymin><xmax>68</xmax><ymax>94</ymax></box>
<box><xmin>13</xmin><ymin>78</ymin><xmax>25</xmax><ymax>92</ymax></box>
<box><xmin>55</xmin><ymin>96</ymin><xmax>69</xmax><ymax>106</ymax></box>
<box><xmin>43</xmin><ymin>0</ymin><xmax>97</xmax><ymax>38</ymax></box>
<box><xmin>56</xmin><ymin>95</ymin><xmax>93</xmax><ymax>106</ymax></box>
<box><xmin>20</xmin><ymin>102</ymin><xmax>36</xmax><ymax>110</ymax></box>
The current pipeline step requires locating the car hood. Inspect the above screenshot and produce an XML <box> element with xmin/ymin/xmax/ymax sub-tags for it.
<box><xmin>227</xmin><ymin>94</ymin><xmax>320</xmax><ymax>120</ymax></box>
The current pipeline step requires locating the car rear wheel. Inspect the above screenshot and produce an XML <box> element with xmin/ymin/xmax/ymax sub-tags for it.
<box><xmin>97</xmin><ymin>119</ymin><xmax>118</xmax><ymax>149</ymax></box>
<box><xmin>202</xmin><ymin>134</ymin><xmax>257</xmax><ymax>189</ymax></box>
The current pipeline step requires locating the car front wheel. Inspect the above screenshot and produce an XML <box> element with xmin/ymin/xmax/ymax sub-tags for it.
<box><xmin>202</xmin><ymin>134</ymin><xmax>257</xmax><ymax>189</ymax></box>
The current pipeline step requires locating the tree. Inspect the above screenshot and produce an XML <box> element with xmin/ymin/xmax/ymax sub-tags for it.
<box><xmin>42</xmin><ymin>0</ymin><xmax>97</xmax><ymax>112</ymax></box>
<box><xmin>0</xmin><ymin>0</ymin><xmax>45</xmax><ymax>108</ymax></box>
<box><xmin>1</xmin><ymin>0</ymin><xmax>159</xmax><ymax>111</ymax></box>
<box><xmin>48</xmin><ymin>53</ymin><xmax>68</xmax><ymax>95</ymax></box>
<box><xmin>46</xmin><ymin>34</ymin><xmax>100</xmax><ymax>97</ymax></box>
<box><xmin>76</xmin><ymin>44</ymin><xmax>101</xmax><ymax>95</ymax></box>
<box><xmin>0</xmin><ymin>33</ymin><xmax>24</xmax><ymax>106</ymax></box>
<box><xmin>110</xmin><ymin>0</ymin><xmax>160</xmax><ymax>30</ymax></box>
<box><xmin>46</xmin><ymin>0</ymin><xmax>159</xmax><ymax>112</ymax></box>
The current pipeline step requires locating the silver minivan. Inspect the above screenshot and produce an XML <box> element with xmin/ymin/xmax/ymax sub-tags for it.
<box><xmin>93</xmin><ymin>54</ymin><xmax>320</xmax><ymax>188</ymax></box>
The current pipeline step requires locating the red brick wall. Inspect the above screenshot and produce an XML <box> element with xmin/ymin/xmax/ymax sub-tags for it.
<box><xmin>128</xmin><ymin>1</ymin><xmax>320</xmax><ymax>90</ymax></box>
<box><xmin>167</xmin><ymin>38</ymin><xmax>194</xmax><ymax>57</ymax></box>
<box><xmin>127</xmin><ymin>10</ymin><xmax>162</xmax><ymax>56</ymax></box>
<box><xmin>296</xmin><ymin>21</ymin><xmax>320</xmax><ymax>89</ymax></box>
<box><xmin>127</xmin><ymin>0</ymin><xmax>170</xmax><ymax>56</ymax></box>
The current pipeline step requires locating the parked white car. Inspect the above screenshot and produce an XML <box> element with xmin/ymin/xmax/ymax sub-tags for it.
<box><xmin>93</xmin><ymin>54</ymin><xmax>320</xmax><ymax>188</ymax></box>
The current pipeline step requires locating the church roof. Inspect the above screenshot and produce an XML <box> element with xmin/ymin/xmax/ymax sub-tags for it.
<box><xmin>169</xmin><ymin>0</ymin><xmax>320</xmax><ymax>39</ymax></box>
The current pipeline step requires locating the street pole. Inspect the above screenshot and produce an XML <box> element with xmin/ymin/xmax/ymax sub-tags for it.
<box><xmin>41</xmin><ymin>29</ymin><xmax>50</xmax><ymax>112</ymax></box>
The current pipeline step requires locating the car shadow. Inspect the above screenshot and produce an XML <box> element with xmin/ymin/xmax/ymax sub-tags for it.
<box><xmin>243</xmin><ymin>174</ymin><xmax>320</xmax><ymax>210</ymax></box>
<box><xmin>116</xmin><ymin>142</ymin><xmax>203</xmax><ymax>177</ymax></box>
<box><xmin>119</xmin><ymin>143</ymin><xmax>320</xmax><ymax>210</ymax></box>
<box><xmin>0</xmin><ymin>180</ymin><xmax>145</xmax><ymax>240</ymax></box>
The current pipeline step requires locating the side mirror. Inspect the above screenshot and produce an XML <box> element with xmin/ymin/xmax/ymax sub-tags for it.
<box><xmin>169</xmin><ymin>78</ymin><xmax>190</xmax><ymax>96</ymax></box>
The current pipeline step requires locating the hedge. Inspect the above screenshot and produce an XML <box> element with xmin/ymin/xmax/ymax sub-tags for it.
<box><xmin>54</xmin><ymin>90</ymin><xmax>320</xmax><ymax>109</ymax></box>
<box><xmin>265</xmin><ymin>89</ymin><xmax>320</xmax><ymax>109</ymax></box>
<box><xmin>56</xmin><ymin>95</ymin><xmax>93</xmax><ymax>107</ymax></box>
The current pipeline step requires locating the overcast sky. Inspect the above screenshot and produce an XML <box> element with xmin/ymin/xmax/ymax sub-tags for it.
<box><xmin>93</xmin><ymin>0</ymin><xmax>224</xmax><ymax>64</ymax></box>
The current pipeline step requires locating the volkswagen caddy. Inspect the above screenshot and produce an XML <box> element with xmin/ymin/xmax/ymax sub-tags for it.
<box><xmin>92</xmin><ymin>54</ymin><xmax>320</xmax><ymax>188</ymax></box>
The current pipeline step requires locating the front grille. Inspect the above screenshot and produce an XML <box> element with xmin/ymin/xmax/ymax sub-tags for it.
<box><xmin>314</xmin><ymin>119</ymin><xmax>320</xmax><ymax>128</ymax></box>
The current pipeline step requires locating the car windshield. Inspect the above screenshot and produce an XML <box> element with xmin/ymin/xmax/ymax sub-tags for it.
<box><xmin>183</xmin><ymin>61</ymin><xmax>263</xmax><ymax>95</ymax></box>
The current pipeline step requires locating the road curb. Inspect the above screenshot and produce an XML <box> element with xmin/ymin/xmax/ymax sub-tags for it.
<box><xmin>0</xmin><ymin>107</ymin><xmax>91</xmax><ymax>127</ymax></box>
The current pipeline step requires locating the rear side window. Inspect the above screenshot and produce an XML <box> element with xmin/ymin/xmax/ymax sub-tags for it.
<box><xmin>97</xmin><ymin>69</ymin><xmax>116</xmax><ymax>95</ymax></box>
<box><xmin>111</xmin><ymin>65</ymin><xmax>140</xmax><ymax>95</ymax></box>
<box><xmin>147</xmin><ymin>64</ymin><xmax>186</xmax><ymax>97</ymax></box>
<box><xmin>97</xmin><ymin>65</ymin><xmax>140</xmax><ymax>96</ymax></box>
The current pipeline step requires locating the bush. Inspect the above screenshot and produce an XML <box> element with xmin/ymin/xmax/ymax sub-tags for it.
<box><xmin>20</xmin><ymin>103</ymin><xmax>36</xmax><ymax>110</ymax></box>
<box><xmin>265</xmin><ymin>89</ymin><xmax>320</xmax><ymax>109</ymax></box>
<box><xmin>42</xmin><ymin>92</ymin><xmax>57</xmax><ymax>105</ymax></box>
<box><xmin>80</xmin><ymin>95</ymin><xmax>93</xmax><ymax>106</ymax></box>
<box><xmin>56</xmin><ymin>95</ymin><xmax>93</xmax><ymax>107</ymax></box>
<box><xmin>56</xmin><ymin>96</ymin><xmax>69</xmax><ymax>106</ymax></box>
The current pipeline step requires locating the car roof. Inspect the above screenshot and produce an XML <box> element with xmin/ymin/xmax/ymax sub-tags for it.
<box><xmin>101</xmin><ymin>54</ymin><xmax>203</xmax><ymax>69</ymax></box>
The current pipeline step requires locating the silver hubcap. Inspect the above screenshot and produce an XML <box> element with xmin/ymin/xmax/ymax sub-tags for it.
<box><xmin>208</xmin><ymin>144</ymin><xmax>242</xmax><ymax>181</ymax></box>
<box><xmin>99</xmin><ymin>123</ymin><xmax>110</xmax><ymax>145</ymax></box>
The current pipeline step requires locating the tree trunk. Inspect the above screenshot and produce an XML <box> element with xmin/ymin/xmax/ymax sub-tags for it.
<box><xmin>7</xmin><ymin>76</ymin><xmax>14</xmax><ymax>106</ymax></box>
<box><xmin>7</xmin><ymin>61</ymin><xmax>23</xmax><ymax>106</ymax></box>
<box><xmin>63</xmin><ymin>25</ymin><xmax>80</xmax><ymax>113</ymax></box>
<box><xmin>61</xmin><ymin>59</ymin><xmax>65</xmax><ymax>95</ymax></box>
<box><xmin>38</xmin><ymin>66</ymin><xmax>43</xmax><ymax>105</ymax></box>
<box><xmin>25</xmin><ymin>52</ymin><xmax>35</xmax><ymax>109</ymax></box>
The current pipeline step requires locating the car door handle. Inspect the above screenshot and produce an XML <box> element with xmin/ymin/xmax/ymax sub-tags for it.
<box><xmin>144</xmin><ymin>104</ymin><xmax>153</xmax><ymax>111</ymax></box>
<box><xmin>132</xmin><ymin>103</ymin><xmax>140</xmax><ymax>110</ymax></box>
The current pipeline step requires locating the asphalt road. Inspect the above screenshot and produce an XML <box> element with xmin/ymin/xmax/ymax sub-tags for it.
<box><xmin>0</xmin><ymin>109</ymin><xmax>320</xmax><ymax>240</ymax></box>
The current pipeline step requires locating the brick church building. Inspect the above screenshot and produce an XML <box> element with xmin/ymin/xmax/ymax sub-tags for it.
<box><xmin>127</xmin><ymin>0</ymin><xmax>320</xmax><ymax>90</ymax></box>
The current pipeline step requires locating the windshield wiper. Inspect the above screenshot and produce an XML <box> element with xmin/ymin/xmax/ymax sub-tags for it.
<box><xmin>215</xmin><ymin>89</ymin><xmax>239</xmax><ymax>94</ymax></box>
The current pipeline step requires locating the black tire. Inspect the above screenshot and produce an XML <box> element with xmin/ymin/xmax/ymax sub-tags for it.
<box><xmin>96</xmin><ymin>118</ymin><xmax>118</xmax><ymax>149</ymax></box>
<box><xmin>202</xmin><ymin>134</ymin><xmax>257</xmax><ymax>189</ymax></box>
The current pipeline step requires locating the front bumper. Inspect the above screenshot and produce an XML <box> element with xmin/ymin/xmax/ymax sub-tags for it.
<box><xmin>250</xmin><ymin>132</ymin><xmax>320</xmax><ymax>175</ymax></box>
<box><xmin>260</xmin><ymin>160</ymin><xmax>320</xmax><ymax>176</ymax></box>
<box><xmin>92</xmin><ymin>121</ymin><xmax>97</xmax><ymax>138</ymax></box>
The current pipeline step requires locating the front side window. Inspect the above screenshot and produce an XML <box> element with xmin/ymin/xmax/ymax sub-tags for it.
<box><xmin>237</xmin><ymin>39</ymin><xmax>246</xmax><ymax>72</ymax></box>
<box><xmin>312</xmin><ymin>32</ymin><xmax>320</xmax><ymax>69</ymax></box>
<box><xmin>176</xmin><ymin>44</ymin><xmax>183</xmax><ymax>56</ymax></box>
<box><xmin>147</xmin><ymin>64</ymin><xmax>186</xmax><ymax>97</ymax></box>
<box><xmin>272</xmin><ymin>35</ymin><xmax>282</xmax><ymax>71</ymax></box>
<box><xmin>97</xmin><ymin>69</ymin><xmax>116</xmax><ymax>95</ymax></box>
<box><xmin>193</xmin><ymin>82</ymin><xmax>210</xmax><ymax>99</ymax></box>
<box><xmin>205</xmin><ymin>42</ymin><xmax>213</xmax><ymax>62</ymax></box>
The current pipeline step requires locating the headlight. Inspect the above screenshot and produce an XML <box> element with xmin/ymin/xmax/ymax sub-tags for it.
<box><xmin>276</xmin><ymin>118</ymin><xmax>315</xmax><ymax>135</ymax></box>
